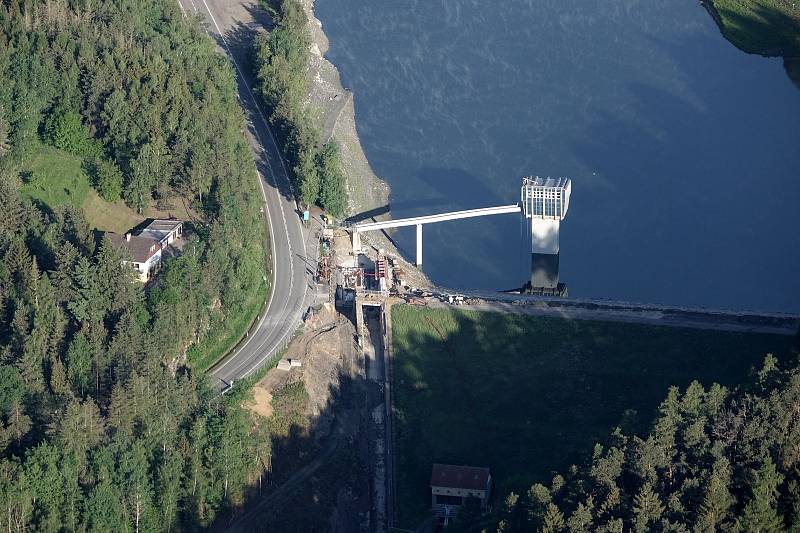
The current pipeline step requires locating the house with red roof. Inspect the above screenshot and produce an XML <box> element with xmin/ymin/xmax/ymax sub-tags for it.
<box><xmin>430</xmin><ymin>463</ymin><xmax>492</xmax><ymax>526</ymax></box>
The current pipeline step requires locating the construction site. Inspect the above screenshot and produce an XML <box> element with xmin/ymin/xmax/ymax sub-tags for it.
<box><xmin>238</xmin><ymin>179</ymin><xmax>800</xmax><ymax>531</ymax></box>
<box><xmin>235</xmin><ymin>207</ymin><xmax>435</xmax><ymax>532</ymax></box>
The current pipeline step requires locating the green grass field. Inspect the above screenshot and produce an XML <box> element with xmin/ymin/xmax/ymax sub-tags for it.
<box><xmin>21</xmin><ymin>145</ymin><xmax>91</xmax><ymax>209</ymax></box>
<box><xmin>391</xmin><ymin>305</ymin><xmax>794</xmax><ymax>528</ymax></box>
<box><xmin>19</xmin><ymin>146</ymin><xmax>198</xmax><ymax>233</ymax></box>
<box><xmin>20</xmin><ymin>146</ymin><xmax>143</xmax><ymax>232</ymax></box>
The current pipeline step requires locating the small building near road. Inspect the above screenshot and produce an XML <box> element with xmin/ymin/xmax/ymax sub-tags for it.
<box><xmin>107</xmin><ymin>219</ymin><xmax>185</xmax><ymax>283</ymax></box>
<box><xmin>137</xmin><ymin>219</ymin><xmax>183</xmax><ymax>249</ymax></box>
<box><xmin>430</xmin><ymin>463</ymin><xmax>491</xmax><ymax>526</ymax></box>
<box><xmin>109</xmin><ymin>233</ymin><xmax>162</xmax><ymax>282</ymax></box>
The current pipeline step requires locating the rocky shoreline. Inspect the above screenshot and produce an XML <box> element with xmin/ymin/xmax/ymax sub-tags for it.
<box><xmin>300</xmin><ymin>0</ymin><xmax>432</xmax><ymax>287</ymax></box>
<box><xmin>300</xmin><ymin>0</ymin><xmax>388</xmax><ymax>218</ymax></box>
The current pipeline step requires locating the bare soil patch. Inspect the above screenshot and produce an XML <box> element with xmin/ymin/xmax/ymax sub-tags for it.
<box><xmin>246</xmin><ymin>386</ymin><xmax>273</xmax><ymax>418</ymax></box>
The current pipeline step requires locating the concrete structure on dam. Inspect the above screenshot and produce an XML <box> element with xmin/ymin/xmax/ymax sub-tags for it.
<box><xmin>349</xmin><ymin>176</ymin><xmax>572</xmax><ymax>293</ymax></box>
<box><xmin>520</xmin><ymin>176</ymin><xmax>571</xmax><ymax>294</ymax></box>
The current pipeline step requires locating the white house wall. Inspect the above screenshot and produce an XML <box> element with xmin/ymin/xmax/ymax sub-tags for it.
<box><xmin>126</xmin><ymin>249</ymin><xmax>162</xmax><ymax>282</ymax></box>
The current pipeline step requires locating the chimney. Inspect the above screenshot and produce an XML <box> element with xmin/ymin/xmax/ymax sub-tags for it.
<box><xmin>125</xmin><ymin>233</ymin><xmax>131</xmax><ymax>242</ymax></box>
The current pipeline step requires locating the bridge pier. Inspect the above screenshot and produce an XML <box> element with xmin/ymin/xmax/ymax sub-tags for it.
<box><xmin>348</xmin><ymin>203</ymin><xmax>521</xmax><ymax>268</ymax></box>
<box><xmin>416</xmin><ymin>224</ymin><xmax>422</xmax><ymax>266</ymax></box>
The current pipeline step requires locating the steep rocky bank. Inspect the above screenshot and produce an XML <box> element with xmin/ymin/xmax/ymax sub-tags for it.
<box><xmin>300</xmin><ymin>0</ymin><xmax>432</xmax><ymax>287</ymax></box>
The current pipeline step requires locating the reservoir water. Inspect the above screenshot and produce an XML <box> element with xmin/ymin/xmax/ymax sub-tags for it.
<box><xmin>316</xmin><ymin>0</ymin><xmax>800</xmax><ymax>313</ymax></box>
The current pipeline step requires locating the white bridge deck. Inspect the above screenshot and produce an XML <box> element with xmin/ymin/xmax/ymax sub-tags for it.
<box><xmin>352</xmin><ymin>204</ymin><xmax>522</xmax><ymax>231</ymax></box>
<box><xmin>351</xmin><ymin>204</ymin><xmax>522</xmax><ymax>265</ymax></box>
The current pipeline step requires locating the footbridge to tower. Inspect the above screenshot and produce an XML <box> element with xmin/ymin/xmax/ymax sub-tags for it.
<box><xmin>350</xmin><ymin>203</ymin><xmax>523</xmax><ymax>267</ymax></box>
<box><xmin>348</xmin><ymin>177</ymin><xmax>572</xmax><ymax>294</ymax></box>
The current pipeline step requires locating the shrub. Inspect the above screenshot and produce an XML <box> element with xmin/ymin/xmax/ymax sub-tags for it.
<box><xmin>317</xmin><ymin>141</ymin><xmax>347</xmax><ymax>218</ymax></box>
<box><xmin>88</xmin><ymin>158</ymin><xmax>123</xmax><ymax>202</ymax></box>
<box><xmin>44</xmin><ymin>110</ymin><xmax>85</xmax><ymax>153</ymax></box>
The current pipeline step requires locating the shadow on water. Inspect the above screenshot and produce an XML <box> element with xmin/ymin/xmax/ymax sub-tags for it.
<box><xmin>406</xmin><ymin>166</ymin><xmax>507</xmax><ymax>215</ymax></box>
<box><xmin>314</xmin><ymin>0</ymin><xmax>800</xmax><ymax>310</ymax></box>
<box><xmin>563</xmin><ymin>25</ymin><xmax>800</xmax><ymax>311</ymax></box>
<box><xmin>388</xmin><ymin>166</ymin><xmax>524</xmax><ymax>289</ymax></box>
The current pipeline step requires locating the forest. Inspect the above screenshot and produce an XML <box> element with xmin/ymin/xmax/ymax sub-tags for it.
<box><xmin>475</xmin><ymin>349</ymin><xmax>800</xmax><ymax>532</ymax></box>
<box><xmin>254</xmin><ymin>0</ymin><xmax>348</xmax><ymax>219</ymax></box>
<box><xmin>0</xmin><ymin>0</ymin><xmax>273</xmax><ymax>529</ymax></box>
<box><xmin>708</xmin><ymin>0</ymin><xmax>800</xmax><ymax>87</ymax></box>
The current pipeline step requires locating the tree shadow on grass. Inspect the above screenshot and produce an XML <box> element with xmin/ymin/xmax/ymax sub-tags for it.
<box><xmin>389</xmin><ymin>305</ymin><xmax>794</xmax><ymax>528</ymax></box>
<box><xmin>197</xmin><ymin>303</ymin><xmax>792</xmax><ymax>532</ymax></box>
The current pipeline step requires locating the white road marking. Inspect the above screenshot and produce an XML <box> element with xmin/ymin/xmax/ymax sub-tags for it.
<box><xmin>193</xmin><ymin>0</ymin><xmax>311</xmax><ymax>380</ymax></box>
<box><xmin>210</xmin><ymin>169</ymin><xmax>277</xmax><ymax>375</ymax></box>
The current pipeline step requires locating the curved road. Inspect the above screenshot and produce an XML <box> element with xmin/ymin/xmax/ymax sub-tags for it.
<box><xmin>176</xmin><ymin>0</ymin><xmax>317</xmax><ymax>390</ymax></box>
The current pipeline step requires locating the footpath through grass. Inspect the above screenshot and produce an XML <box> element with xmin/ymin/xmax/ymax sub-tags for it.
<box><xmin>391</xmin><ymin>305</ymin><xmax>793</xmax><ymax>528</ymax></box>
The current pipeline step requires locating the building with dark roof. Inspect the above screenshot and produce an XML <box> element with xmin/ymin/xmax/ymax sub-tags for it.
<box><xmin>107</xmin><ymin>219</ymin><xmax>184</xmax><ymax>283</ymax></box>
<box><xmin>430</xmin><ymin>464</ymin><xmax>491</xmax><ymax>525</ymax></box>
<box><xmin>108</xmin><ymin>233</ymin><xmax>162</xmax><ymax>282</ymax></box>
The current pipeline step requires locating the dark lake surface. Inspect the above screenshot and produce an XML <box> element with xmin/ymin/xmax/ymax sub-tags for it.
<box><xmin>316</xmin><ymin>0</ymin><xmax>800</xmax><ymax>313</ymax></box>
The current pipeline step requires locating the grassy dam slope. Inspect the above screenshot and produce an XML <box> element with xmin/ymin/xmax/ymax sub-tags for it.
<box><xmin>390</xmin><ymin>305</ymin><xmax>794</xmax><ymax>528</ymax></box>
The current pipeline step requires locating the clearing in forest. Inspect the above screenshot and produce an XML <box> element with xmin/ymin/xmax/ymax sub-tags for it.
<box><xmin>20</xmin><ymin>145</ymin><xmax>198</xmax><ymax>233</ymax></box>
<box><xmin>391</xmin><ymin>305</ymin><xmax>793</xmax><ymax>528</ymax></box>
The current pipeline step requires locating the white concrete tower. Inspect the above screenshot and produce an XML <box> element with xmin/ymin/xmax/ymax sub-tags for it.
<box><xmin>521</xmin><ymin>177</ymin><xmax>571</xmax><ymax>290</ymax></box>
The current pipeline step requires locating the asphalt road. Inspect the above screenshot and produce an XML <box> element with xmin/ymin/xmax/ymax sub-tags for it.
<box><xmin>176</xmin><ymin>0</ymin><xmax>317</xmax><ymax>390</ymax></box>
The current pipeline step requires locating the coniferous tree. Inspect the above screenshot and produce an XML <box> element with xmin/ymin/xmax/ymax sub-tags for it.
<box><xmin>90</xmin><ymin>159</ymin><xmax>124</xmax><ymax>202</ymax></box>
<box><xmin>5</xmin><ymin>399</ymin><xmax>31</xmax><ymax>448</ymax></box>
<box><xmin>0</xmin><ymin>112</ymin><xmax>9</xmax><ymax>156</ymax></box>
<box><xmin>44</xmin><ymin>109</ymin><xmax>91</xmax><ymax>156</ymax></box>
<box><xmin>632</xmin><ymin>482</ymin><xmax>664</xmax><ymax>532</ymax></box>
<box><xmin>566</xmin><ymin>497</ymin><xmax>594</xmax><ymax>533</ymax></box>
<box><xmin>488</xmin><ymin>355</ymin><xmax>800</xmax><ymax>532</ymax></box>
<box><xmin>696</xmin><ymin>457</ymin><xmax>735</xmax><ymax>532</ymax></box>
<box><xmin>542</xmin><ymin>503</ymin><xmax>566</xmax><ymax>533</ymax></box>
<box><xmin>738</xmin><ymin>456</ymin><xmax>785</xmax><ymax>533</ymax></box>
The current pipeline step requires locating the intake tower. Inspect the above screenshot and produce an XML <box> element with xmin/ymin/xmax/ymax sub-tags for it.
<box><xmin>521</xmin><ymin>176</ymin><xmax>571</xmax><ymax>295</ymax></box>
